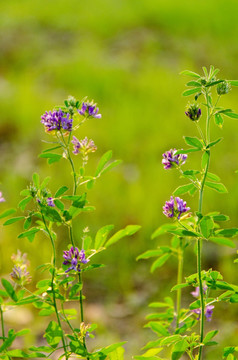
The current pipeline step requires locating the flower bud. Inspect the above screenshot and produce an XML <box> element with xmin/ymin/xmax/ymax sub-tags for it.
<box><xmin>217</xmin><ymin>81</ymin><xmax>231</xmax><ymax>95</ymax></box>
<box><xmin>185</xmin><ymin>103</ymin><xmax>201</xmax><ymax>121</ymax></box>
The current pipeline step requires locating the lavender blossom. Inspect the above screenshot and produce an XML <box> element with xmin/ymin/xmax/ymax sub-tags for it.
<box><xmin>47</xmin><ymin>197</ymin><xmax>55</xmax><ymax>207</ymax></box>
<box><xmin>11</xmin><ymin>250</ymin><xmax>31</xmax><ymax>286</ymax></box>
<box><xmin>163</xmin><ymin>196</ymin><xmax>190</xmax><ymax>220</ymax></box>
<box><xmin>185</xmin><ymin>103</ymin><xmax>201</xmax><ymax>121</ymax></box>
<box><xmin>41</xmin><ymin>109</ymin><xmax>72</xmax><ymax>132</ymax></box>
<box><xmin>71</xmin><ymin>136</ymin><xmax>97</xmax><ymax>156</ymax></box>
<box><xmin>0</xmin><ymin>192</ymin><xmax>5</xmax><ymax>202</ymax></box>
<box><xmin>162</xmin><ymin>149</ymin><xmax>187</xmax><ymax>170</ymax></box>
<box><xmin>192</xmin><ymin>305</ymin><xmax>214</xmax><ymax>322</ymax></box>
<box><xmin>78</xmin><ymin>102</ymin><xmax>101</xmax><ymax>119</ymax></box>
<box><xmin>63</xmin><ymin>247</ymin><xmax>89</xmax><ymax>273</ymax></box>
<box><xmin>191</xmin><ymin>285</ymin><xmax>208</xmax><ymax>298</ymax></box>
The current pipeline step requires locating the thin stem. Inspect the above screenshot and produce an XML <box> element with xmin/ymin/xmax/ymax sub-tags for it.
<box><xmin>176</xmin><ymin>240</ymin><xmax>183</xmax><ymax>328</ymax></box>
<box><xmin>60</xmin><ymin>131</ymin><xmax>78</xmax><ymax>195</ymax></box>
<box><xmin>78</xmin><ymin>272</ymin><xmax>90</xmax><ymax>360</ymax></box>
<box><xmin>0</xmin><ymin>305</ymin><xmax>5</xmax><ymax>341</ymax></box>
<box><xmin>69</xmin><ymin>225</ymin><xmax>75</xmax><ymax>247</ymax></box>
<box><xmin>41</xmin><ymin>213</ymin><xmax>69</xmax><ymax>360</ymax></box>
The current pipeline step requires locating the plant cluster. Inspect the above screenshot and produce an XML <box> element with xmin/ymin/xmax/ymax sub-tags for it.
<box><xmin>0</xmin><ymin>96</ymin><xmax>140</xmax><ymax>359</ymax></box>
<box><xmin>137</xmin><ymin>66</ymin><xmax>238</xmax><ymax>360</ymax></box>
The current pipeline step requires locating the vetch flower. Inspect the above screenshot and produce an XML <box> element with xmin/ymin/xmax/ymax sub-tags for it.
<box><xmin>192</xmin><ymin>305</ymin><xmax>214</xmax><ymax>322</ymax></box>
<box><xmin>47</xmin><ymin>197</ymin><xmax>55</xmax><ymax>207</ymax></box>
<box><xmin>163</xmin><ymin>196</ymin><xmax>190</xmax><ymax>220</ymax></box>
<box><xmin>63</xmin><ymin>247</ymin><xmax>89</xmax><ymax>273</ymax></box>
<box><xmin>0</xmin><ymin>192</ymin><xmax>5</xmax><ymax>202</ymax></box>
<box><xmin>191</xmin><ymin>285</ymin><xmax>208</xmax><ymax>298</ymax></box>
<box><xmin>185</xmin><ymin>103</ymin><xmax>201</xmax><ymax>121</ymax></box>
<box><xmin>10</xmin><ymin>250</ymin><xmax>31</xmax><ymax>286</ymax></box>
<box><xmin>71</xmin><ymin>136</ymin><xmax>97</xmax><ymax>156</ymax></box>
<box><xmin>162</xmin><ymin>149</ymin><xmax>187</xmax><ymax>169</ymax></box>
<box><xmin>78</xmin><ymin>102</ymin><xmax>101</xmax><ymax>119</ymax></box>
<box><xmin>41</xmin><ymin>109</ymin><xmax>72</xmax><ymax>132</ymax></box>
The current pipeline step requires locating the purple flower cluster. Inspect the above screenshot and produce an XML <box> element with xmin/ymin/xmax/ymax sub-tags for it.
<box><xmin>10</xmin><ymin>250</ymin><xmax>31</xmax><ymax>286</ymax></box>
<box><xmin>41</xmin><ymin>109</ymin><xmax>72</xmax><ymax>132</ymax></box>
<box><xmin>163</xmin><ymin>196</ymin><xmax>190</xmax><ymax>220</ymax></box>
<box><xmin>0</xmin><ymin>192</ymin><xmax>5</xmax><ymax>202</ymax></box>
<box><xmin>185</xmin><ymin>103</ymin><xmax>201</xmax><ymax>121</ymax></box>
<box><xmin>162</xmin><ymin>149</ymin><xmax>187</xmax><ymax>170</ymax></box>
<box><xmin>47</xmin><ymin>197</ymin><xmax>55</xmax><ymax>207</ymax></box>
<box><xmin>78</xmin><ymin>102</ymin><xmax>101</xmax><ymax>119</ymax></box>
<box><xmin>191</xmin><ymin>286</ymin><xmax>208</xmax><ymax>298</ymax></box>
<box><xmin>63</xmin><ymin>247</ymin><xmax>89</xmax><ymax>273</ymax></box>
<box><xmin>72</xmin><ymin>136</ymin><xmax>97</xmax><ymax>155</ymax></box>
<box><xmin>192</xmin><ymin>305</ymin><xmax>214</xmax><ymax>322</ymax></box>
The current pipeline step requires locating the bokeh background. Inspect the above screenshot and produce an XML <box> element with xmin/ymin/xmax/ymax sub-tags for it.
<box><xmin>1</xmin><ymin>0</ymin><xmax>238</xmax><ymax>358</ymax></box>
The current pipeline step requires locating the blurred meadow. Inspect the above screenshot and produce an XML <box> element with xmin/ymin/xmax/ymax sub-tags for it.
<box><xmin>1</xmin><ymin>0</ymin><xmax>238</xmax><ymax>358</ymax></box>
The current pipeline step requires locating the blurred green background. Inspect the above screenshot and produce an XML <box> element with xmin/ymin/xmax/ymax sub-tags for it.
<box><xmin>1</xmin><ymin>0</ymin><xmax>238</xmax><ymax>358</ymax></box>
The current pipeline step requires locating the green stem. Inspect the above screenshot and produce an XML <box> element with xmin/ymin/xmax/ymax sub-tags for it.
<box><xmin>0</xmin><ymin>305</ymin><xmax>5</xmax><ymax>342</ymax></box>
<box><xmin>176</xmin><ymin>240</ymin><xmax>183</xmax><ymax>328</ymax></box>
<box><xmin>60</xmin><ymin>131</ymin><xmax>78</xmax><ymax>195</ymax></box>
<box><xmin>78</xmin><ymin>272</ymin><xmax>90</xmax><ymax>360</ymax></box>
<box><xmin>41</xmin><ymin>213</ymin><xmax>69</xmax><ymax>360</ymax></box>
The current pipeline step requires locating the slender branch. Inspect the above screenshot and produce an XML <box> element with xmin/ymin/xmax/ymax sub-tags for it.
<box><xmin>176</xmin><ymin>239</ymin><xmax>183</xmax><ymax>328</ymax></box>
<box><xmin>0</xmin><ymin>305</ymin><xmax>5</xmax><ymax>341</ymax></box>
<box><xmin>41</xmin><ymin>212</ymin><xmax>69</xmax><ymax>360</ymax></box>
<box><xmin>78</xmin><ymin>272</ymin><xmax>90</xmax><ymax>360</ymax></box>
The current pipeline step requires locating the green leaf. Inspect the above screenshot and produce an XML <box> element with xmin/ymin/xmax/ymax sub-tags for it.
<box><xmin>180</xmin><ymin>70</ymin><xmax>200</xmax><ymax>78</ymax></box>
<box><xmin>209</xmin><ymin>237</ymin><xmax>235</xmax><ymax>248</ymax></box>
<box><xmin>206</xmin><ymin>138</ymin><xmax>222</xmax><ymax>149</ymax></box>
<box><xmin>216</xmin><ymin>228</ymin><xmax>238</xmax><ymax>237</ymax></box>
<box><xmin>1</xmin><ymin>279</ymin><xmax>18</xmax><ymax>302</ymax></box>
<box><xmin>55</xmin><ymin>186</ymin><xmax>69</xmax><ymax>198</ymax></box>
<box><xmin>18</xmin><ymin>227</ymin><xmax>40</xmax><ymax>242</ymax></box>
<box><xmin>201</xmin><ymin>151</ymin><xmax>209</xmax><ymax>170</ymax></box>
<box><xmin>223</xmin><ymin>112</ymin><xmax>238</xmax><ymax>119</ymax></box>
<box><xmin>108</xmin><ymin>346</ymin><xmax>125</xmax><ymax>360</ymax></box>
<box><xmin>3</xmin><ymin>216</ymin><xmax>25</xmax><ymax>226</ymax></box>
<box><xmin>206</xmin><ymin>172</ymin><xmax>221</xmax><ymax>182</ymax></box>
<box><xmin>230</xmin><ymin>294</ymin><xmax>238</xmax><ymax>303</ymax></box>
<box><xmin>184</xmin><ymin>136</ymin><xmax>203</xmax><ymax>149</ymax></box>
<box><xmin>149</xmin><ymin>302</ymin><xmax>171</xmax><ymax>308</ymax></box>
<box><xmin>151</xmin><ymin>254</ymin><xmax>171</xmax><ymax>272</ymax></box>
<box><xmin>172</xmin><ymin>339</ymin><xmax>189</xmax><ymax>360</ymax></box>
<box><xmin>160</xmin><ymin>335</ymin><xmax>182</xmax><ymax>346</ymax></box>
<box><xmin>173</xmin><ymin>183</ymin><xmax>196</xmax><ymax>196</ymax></box>
<box><xmin>182</xmin><ymin>88</ymin><xmax>201</xmax><ymax>96</ymax></box>
<box><xmin>42</xmin><ymin>145</ymin><xmax>62</xmax><ymax>153</ymax></box>
<box><xmin>171</xmin><ymin>283</ymin><xmax>189</xmax><ymax>291</ymax></box>
<box><xmin>106</xmin><ymin>225</ymin><xmax>141</xmax><ymax>247</ymax></box>
<box><xmin>168</xmin><ymin>229</ymin><xmax>200</xmax><ymax>237</ymax></box>
<box><xmin>100</xmin><ymin>159</ymin><xmax>122</xmax><ymax>176</ymax></box>
<box><xmin>229</xmin><ymin>80</ymin><xmax>238</xmax><ymax>86</ymax></box>
<box><xmin>18</xmin><ymin>196</ymin><xmax>32</xmax><ymax>211</ymax></box>
<box><xmin>95</xmin><ymin>225</ymin><xmax>114</xmax><ymax>249</ymax></box>
<box><xmin>223</xmin><ymin>346</ymin><xmax>236</xmax><ymax>357</ymax></box>
<box><xmin>42</xmin><ymin>206</ymin><xmax>62</xmax><ymax>222</ymax></box>
<box><xmin>32</xmin><ymin>173</ymin><xmax>40</xmax><ymax>188</ymax></box>
<box><xmin>214</xmin><ymin>113</ymin><xmax>224</xmax><ymax>128</ymax></box>
<box><xmin>146</xmin><ymin>322</ymin><xmax>170</xmax><ymax>336</ymax></box>
<box><xmin>54</xmin><ymin>199</ymin><xmax>64</xmax><ymax>211</ymax></box>
<box><xmin>44</xmin><ymin>321</ymin><xmax>62</xmax><ymax>348</ymax></box>
<box><xmin>136</xmin><ymin>250</ymin><xmax>163</xmax><ymax>261</ymax></box>
<box><xmin>189</xmin><ymin>299</ymin><xmax>200</xmax><ymax>310</ymax></box>
<box><xmin>93</xmin><ymin>342</ymin><xmax>127</xmax><ymax>356</ymax></box>
<box><xmin>186</xmin><ymin>81</ymin><xmax>201</xmax><ymax>87</ymax></box>
<box><xmin>211</xmin><ymin>214</ymin><xmax>229</xmax><ymax>222</ymax></box>
<box><xmin>183</xmin><ymin>170</ymin><xmax>200</xmax><ymax>176</ymax></box>
<box><xmin>151</xmin><ymin>223</ymin><xmax>177</xmax><ymax>239</ymax></box>
<box><xmin>203</xmin><ymin>330</ymin><xmax>218</xmax><ymax>345</ymax></box>
<box><xmin>200</xmin><ymin>216</ymin><xmax>214</xmax><ymax>238</ymax></box>
<box><xmin>95</xmin><ymin>150</ymin><xmax>113</xmax><ymax>176</ymax></box>
<box><xmin>0</xmin><ymin>208</ymin><xmax>16</xmax><ymax>219</ymax></box>
<box><xmin>175</xmin><ymin>148</ymin><xmax>200</xmax><ymax>155</ymax></box>
<box><xmin>39</xmin><ymin>153</ymin><xmax>62</xmax><ymax>164</ymax></box>
<box><xmin>40</xmin><ymin>176</ymin><xmax>51</xmax><ymax>189</ymax></box>
<box><xmin>205</xmin><ymin>181</ymin><xmax>228</xmax><ymax>193</ymax></box>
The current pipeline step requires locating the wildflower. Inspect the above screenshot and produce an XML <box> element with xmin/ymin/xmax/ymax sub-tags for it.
<box><xmin>191</xmin><ymin>285</ymin><xmax>208</xmax><ymax>298</ymax></box>
<box><xmin>63</xmin><ymin>247</ymin><xmax>89</xmax><ymax>273</ymax></box>
<box><xmin>217</xmin><ymin>81</ymin><xmax>231</xmax><ymax>95</ymax></box>
<box><xmin>192</xmin><ymin>305</ymin><xmax>214</xmax><ymax>322</ymax></box>
<box><xmin>11</xmin><ymin>250</ymin><xmax>31</xmax><ymax>286</ymax></box>
<box><xmin>163</xmin><ymin>196</ymin><xmax>190</xmax><ymax>220</ymax></box>
<box><xmin>0</xmin><ymin>192</ymin><xmax>5</xmax><ymax>202</ymax></box>
<box><xmin>41</xmin><ymin>109</ymin><xmax>72</xmax><ymax>132</ymax></box>
<box><xmin>185</xmin><ymin>103</ymin><xmax>201</xmax><ymax>121</ymax></box>
<box><xmin>162</xmin><ymin>149</ymin><xmax>187</xmax><ymax>170</ymax></box>
<box><xmin>47</xmin><ymin>197</ymin><xmax>55</xmax><ymax>207</ymax></box>
<box><xmin>71</xmin><ymin>136</ymin><xmax>97</xmax><ymax>156</ymax></box>
<box><xmin>79</xmin><ymin>322</ymin><xmax>90</xmax><ymax>342</ymax></box>
<box><xmin>78</xmin><ymin>102</ymin><xmax>101</xmax><ymax>119</ymax></box>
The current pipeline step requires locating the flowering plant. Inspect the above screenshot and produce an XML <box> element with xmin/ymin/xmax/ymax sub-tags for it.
<box><xmin>0</xmin><ymin>96</ymin><xmax>140</xmax><ymax>359</ymax></box>
<box><xmin>137</xmin><ymin>66</ymin><xmax>238</xmax><ymax>360</ymax></box>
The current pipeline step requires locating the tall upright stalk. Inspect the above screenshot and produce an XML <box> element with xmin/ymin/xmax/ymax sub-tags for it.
<box><xmin>176</xmin><ymin>240</ymin><xmax>184</xmax><ymax>328</ymax></box>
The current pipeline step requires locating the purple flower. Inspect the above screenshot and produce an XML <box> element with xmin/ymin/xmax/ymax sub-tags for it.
<box><xmin>163</xmin><ymin>196</ymin><xmax>190</xmax><ymax>220</ymax></box>
<box><xmin>63</xmin><ymin>247</ymin><xmax>89</xmax><ymax>273</ymax></box>
<box><xmin>162</xmin><ymin>149</ymin><xmax>187</xmax><ymax>170</ymax></box>
<box><xmin>185</xmin><ymin>104</ymin><xmax>201</xmax><ymax>121</ymax></box>
<box><xmin>191</xmin><ymin>285</ymin><xmax>208</xmax><ymax>298</ymax></box>
<box><xmin>47</xmin><ymin>197</ymin><xmax>55</xmax><ymax>207</ymax></box>
<box><xmin>41</xmin><ymin>109</ymin><xmax>72</xmax><ymax>132</ymax></box>
<box><xmin>192</xmin><ymin>305</ymin><xmax>214</xmax><ymax>322</ymax></box>
<box><xmin>0</xmin><ymin>192</ymin><xmax>5</xmax><ymax>202</ymax></box>
<box><xmin>78</xmin><ymin>102</ymin><xmax>101</xmax><ymax>119</ymax></box>
<box><xmin>11</xmin><ymin>250</ymin><xmax>31</xmax><ymax>286</ymax></box>
<box><xmin>71</xmin><ymin>136</ymin><xmax>97</xmax><ymax>156</ymax></box>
